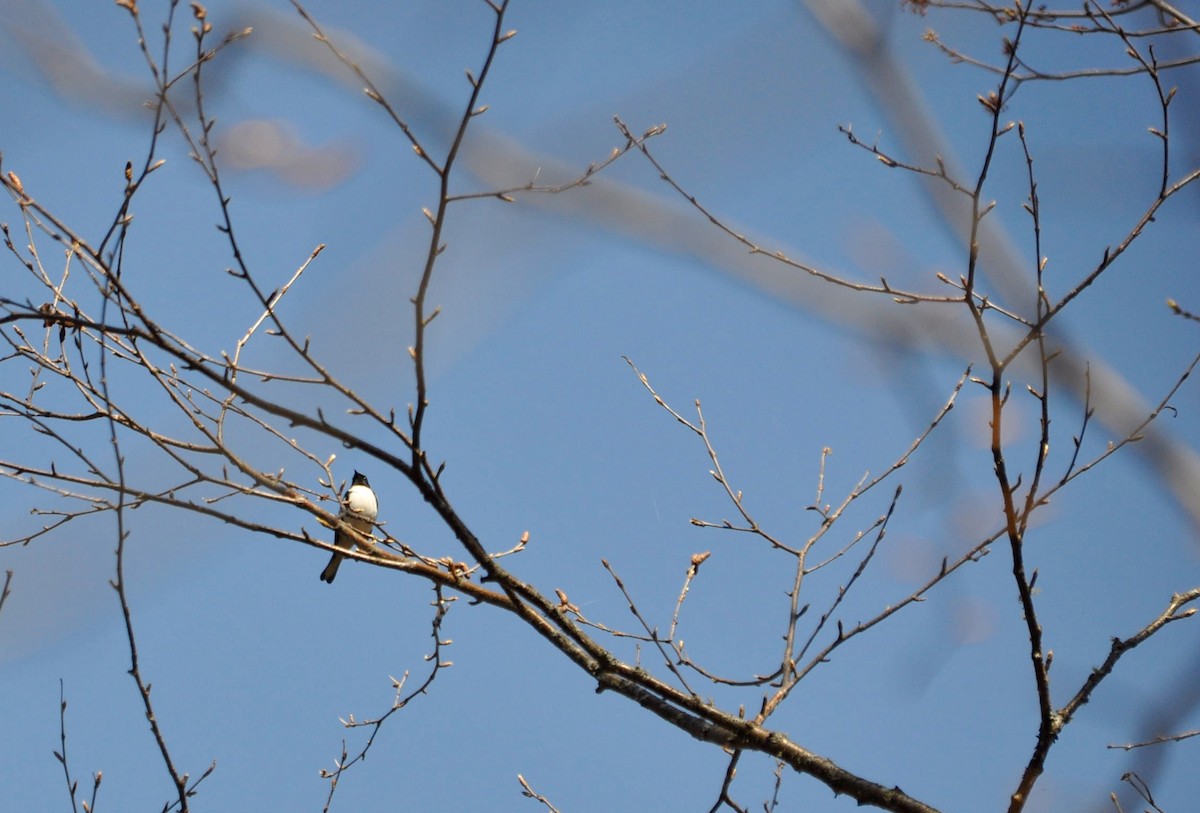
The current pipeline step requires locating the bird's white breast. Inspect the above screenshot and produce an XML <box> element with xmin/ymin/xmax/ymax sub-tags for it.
<box><xmin>345</xmin><ymin>484</ymin><xmax>379</xmax><ymax>520</ymax></box>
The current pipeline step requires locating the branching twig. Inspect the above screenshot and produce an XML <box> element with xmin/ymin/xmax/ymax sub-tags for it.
<box><xmin>517</xmin><ymin>774</ymin><xmax>563</xmax><ymax>813</ymax></box>
<box><xmin>1058</xmin><ymin>588</ymin><xmax>1200</xmax><ymax>727</ymax></box>
<box><xmin>321</xmin><ymin>585</ymin><xmax>456</xmax><ymax>810</ymax></box>
<box><xmin>54</xmin><ymin>680</ymin><xmax>101</xmax><ymax>813</ymax></box>
<box><xmin>600</xmin><ymin>559</ymin><xmax>697</xmax><ymax>696</ymax></box>
<box><xmin>1115</xmin><ymin>771</ymin><xmax>1166</xmax><ymax>813</ymax></box>
<box><xmin>614</xmin><ymin>119</ymin><xmax>964</xmax><ymax>309</ymax></box>
<box><xmin>0</xmin><ymin>570</ymin><xmax>12</xmax><ymax>618</ymax></box>
<box><xmin>707</xmin><ymin>750</ymin><xmax>747</xmax><ymax>813</ymax></box>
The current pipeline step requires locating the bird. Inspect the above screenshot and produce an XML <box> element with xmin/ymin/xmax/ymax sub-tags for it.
<box><xmin>320</xmin><ymin>470</ymin><xmax>378</xmax><ymax>583</ymax></box>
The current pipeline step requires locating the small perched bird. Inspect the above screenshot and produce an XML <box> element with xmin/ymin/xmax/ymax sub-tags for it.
<box><xmin>320</xmin><ymin>471</ymin><xmax>379</xmax><ymax>583</ymax></box>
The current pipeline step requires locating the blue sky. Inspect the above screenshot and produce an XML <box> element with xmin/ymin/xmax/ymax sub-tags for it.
<box><xmin>2</xmin><ymin>1</ymin><xmax>1198</xmax><ymax>811</ymax></box>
